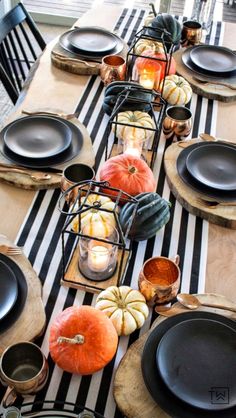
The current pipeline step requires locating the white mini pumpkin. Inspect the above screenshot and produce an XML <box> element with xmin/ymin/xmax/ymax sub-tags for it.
<box><xmin>71</xmin><ymin>193</ymin><xmax>118</xmax><ymax>236</ymax></box>
<box><xmin>160</xmin><ymin>75</ymin><xmax>192</xmax><ymax>105</ymax></box>
<box><xmin>95</xmin><ymin>285</ymin><xmax>149</xmax><ymax>336</ymax></box>
<box><xmin>134</xmin><ymin>39</ymin><xmax>164</xmax><ymax>56</ymax></box>
<box><xmin>112</xmin><ymin>111</ymin><xmax>155</xmax><ymax>142</ymax></box>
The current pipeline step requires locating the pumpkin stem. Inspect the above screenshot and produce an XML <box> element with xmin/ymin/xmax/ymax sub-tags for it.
<box><xmin>128</xmin><ymin>165</ymin><xmax>137</xmax><ymax>174</ymax></box>
<box><xmin>57</xmin><ymin>334</ymin><xmax>85</xmax><ymax>345</ymax></box>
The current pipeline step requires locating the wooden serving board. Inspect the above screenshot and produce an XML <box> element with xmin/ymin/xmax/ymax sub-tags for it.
<box><xmin>51</xmin><ymin>39</ymin><xmax>128</xmax><ymax>76</ymax></box>
<box><xmin>173</xmin><ymin>48</ymin><xmax>236</xmax><ymax>102</ymax></box>
<box><xmin>164</xmin><ymin>139</ymin><xmax>236</xmax><ymax>229</ymax></box>
<box><xmin>61</xmin><ymin>244</ymin><xmax>130</xmax><ymax>293</ymax></box>
<box><xmin>113</xmin><ymin>293</ymin><xmax>236</xmax><ymax>418</ymax></box>
<box><xmin>0</xmin><ymin>236</ymin><xmax>46</xmax><ymax>354</ymax></box>
<box><xmin>0</xmin><ymin>118</ymin><xmax>95</xmax><ymax>190</ymax></box>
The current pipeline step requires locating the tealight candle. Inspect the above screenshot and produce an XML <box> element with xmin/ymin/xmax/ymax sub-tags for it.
<box><xmin>123</xmin><ymin>138</ymin><xmax>143</xmax><ymax>158</ymax></box>
<box><xmin>139</xmin><ymin>69</ymin><xmax>156</xmax><ymax>90</ymax></box>
<box><xmin>88</xmin><ymin>244</ymin><xmax>110</xmax><ymax>272</ymax></box>
<box><xmin>78</xmin><ymin>222</ymin><xmax>119</xmax><ymax>281</ymax></box>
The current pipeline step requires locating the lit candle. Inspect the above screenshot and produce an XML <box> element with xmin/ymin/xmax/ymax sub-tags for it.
<box><xmin>88</xmin><ymin>243</ymin><xmax>110</xmax><ymax>272</ymax></box>
<box><xmin>123</xmin><ymin>136</ymin><xmax>143</xmax><ymax>158</ymax></box>
<box><xmin>139</xmin><ymin>69</ymin><xmax>156</xmax><ymax>89</ymax></box>
<box><xmin>124</xmin><ymin>147</ymin><xmax>141</xmax><ymax>158</ymax></box>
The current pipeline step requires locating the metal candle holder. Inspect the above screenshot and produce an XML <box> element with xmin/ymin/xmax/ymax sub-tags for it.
<box><xmin>104</xmin><ymin>85</ymin><xmax>166</xmax><ymax>169</ymax></box>
<box><xmin>59</xmin><ymin>180</ymin><xmax>138</xmax><ymax>287</ymax></box>
<box><xmin>125</xmin><ymin>25</ymin><xmax>175</xmax><ymax>95</ymax></box>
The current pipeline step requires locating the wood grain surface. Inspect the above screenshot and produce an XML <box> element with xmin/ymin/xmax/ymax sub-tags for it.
<box><xmin>173</xmin><ymin>48</ymin><xmax>236</xmax><ymax>102</ymax></box>
<box><xmin>113</xmin><ymin>293</ymin><xmax>236</xmax><ymax>418</ymax></box>
<box><xmin>0</xmin><ymin>236</ymin><xmax>46</xmax><ymax>354</ymax></box>
<box><xmin>164</xmin><ymin>139</ymin><xmax>236</xmax><ymax>229</ymax></box>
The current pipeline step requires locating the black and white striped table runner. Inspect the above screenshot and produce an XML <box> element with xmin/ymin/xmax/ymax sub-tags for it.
<box><xmin>1</xmin><ymin>8</ymin><xmax>224</xmax><ymax>418</ymax></box>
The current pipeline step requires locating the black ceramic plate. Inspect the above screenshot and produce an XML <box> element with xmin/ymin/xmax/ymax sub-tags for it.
<box><xmin>59</xmin><ymin>30</ymin><xmax>124</xmax><ymax>61</ymax></box>
<box><xmin>0</xmin><ymin>254</ymin><xmax>28</xmax><ymax>334</ymax></box>
<box><xmin>186</xmin><ymin>144</ymin><xmax>236</xmax><ymax>191</ymax></box>
<box><xmin>182</xmin><ymin>47</ymin><xmax>236</xmax><ymax>79</ymax></box>
<box><xmin>141</xmin><ymin>311</ymin><xmax>236</xmax><ymax>418</ymax></box>
<box><xmin>0</xmin><ymin>116</ymin><xmax>83</xmax><ymax>169</ymax></box>
<box><xmin>68</xmin><ymin>27</ymin><xmax>117</xmax><ymax>55</ymax></box>
<box><xmin>190</xmin><ymin>45</ymin><xmax>236</xmax><ymax>74</ymax></box>
<box><xmin>0</xmin><ymin>260</ymin><xmax>18</xmax><ymax>321</ymax></box>
<box><xmin>176</xmin><ymin>141</ymin><xmax>236</xmax><ymax>201</ymax></box>
<box><xmin>156</xmin><ymin>318</ymin><xmax>236</xmax><ymax>410</ymax></box>
<box><xmin>4</xmin><ymin>116</ymin><xmax>72</xmax><ymax>160</ymax></box>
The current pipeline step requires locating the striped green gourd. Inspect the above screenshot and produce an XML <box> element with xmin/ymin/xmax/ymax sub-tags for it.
<box><xmin>119</xmin><ymin>192</ymin><xmax>171</xmax><ymax>241</ymax></box>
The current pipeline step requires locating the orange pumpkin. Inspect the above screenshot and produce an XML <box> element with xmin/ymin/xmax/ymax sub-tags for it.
<box><xmin>136</xmin><ymin>50</ymin><xmax>176</xmax><ymax>82</ymax></box>
<box><xmin>99</xmin><ymin>154</ymin><xmax>156</xmax><ymax>199</ymax></box>
<box><xmin>49</xmin><ymin>306</ymin><xmax>118</xmax><ymax>375</ymax></box>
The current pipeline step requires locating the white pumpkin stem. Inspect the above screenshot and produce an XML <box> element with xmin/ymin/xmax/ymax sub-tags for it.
<box><xmin>57</xmin><ymin>334</ymin><xmax>85</xmax><ymax>344</ymax></box>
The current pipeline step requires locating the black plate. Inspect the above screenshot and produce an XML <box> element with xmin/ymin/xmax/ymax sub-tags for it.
<box><xmin>4</xmin><ymin>116</ymin><xmax>72</xmax><ymax>160</ymax></box>
<box><xmin>68</xmin><ymin>27</ymin><xmax>117</xmax><ymax>56</ymax></box>
<box><xmin>0</xmin><ymin>260</ymin><xmax>18</xmax><ymax>321</ymax></box>
<box><xmin>176</xmin><ymin>141</ymin><xmax>236</xmax><ymax>201</ymax></box>
<box><xmin>186</xmin><ymin>144</ymin><xmax>236</xmax><ymax>191</ymax></box>
<box><xmin>190</xmin><ymin>45</ymin><xmax>236</xmax><ymax>74</ymax></box>
<box><xmin>156</xmin><ymin>318</ymin><xmax>236</xmax><ymax>410</ymax></box>
<box><xmin>0</xmin><ymin>254</ymin><xmax>28</xmax><ymax>334</ymax></box>
<box><xmin>182</xmin><ymin>47</ymin><xmax>236</xmax><ymax>79</ymax></box>
<box><xmin>0</xmin><ymin>116</ymin><xmax>83</xmax><ymax>169</ymax></box>
<box><xmin>141</xmin><ymin>311</ymin><xmax>236</xmax><ymax>418</ymax></box>
<box><xmin>59</xmin><ymin>30</ymin><xmax>124</xmax><ymax>62</ymax></box>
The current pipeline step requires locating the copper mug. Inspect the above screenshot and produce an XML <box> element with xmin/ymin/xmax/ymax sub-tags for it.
<box><xmin>0</xmin><ymin>341</ymin><xmax>49</xmax><ymax>407</ymax></box>
<box><xmin>61</xmin><ymin>163</ymin><xmax>95</xmax><ymax>203</ymax></box>
<box><xmin>162</xmin><ymin>106</ymin><xmax>192</xmax><ymax>141</ymax></box>
<box><xmin>100</xmin><ymin>55</ymin><xmax>126</xmax><ymax>85</ymax></box>
<box><xmin>138</xmin><ymin>255</ymin><xmax>180</xmax><ymax>306</ymax></box>
<box><xmin>181</xmin><ymin>20</ymin><xmax>202</xmax><ymax>47</ymax></box>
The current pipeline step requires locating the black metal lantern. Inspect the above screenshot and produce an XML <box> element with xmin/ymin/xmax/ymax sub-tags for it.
<box><xmin>125</xmin><ymin>25</ymin><xmax>175</xmax><ymax>95</ymax></box>
<box><xmin>59</xmin><ymin>180</ymin><xmax>138</xmax><ymax>293</ymax></box>
<box><xmin>104</xmin><ymin>85</ymin><xmax>167</xmax><ymax>169</ymax></box>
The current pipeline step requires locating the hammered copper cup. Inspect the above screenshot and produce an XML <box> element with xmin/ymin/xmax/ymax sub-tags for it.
<box><xmin>138</xmin><ymin>255</ymin><xmax>180</xmax><ymax>306</ymax></box>
<box><xmin>100</xmin><ymin>55</ymin><xmax>126</xmax><ymax>85</ymax></box>
<box><xmin>0</xmin><ymin>341</ymin><xmax>49</xmax><ymax>407</ymax></box>
<box><xmin>181</xmin><ymin>20</ymin><xmax>202</xmax><ymax>47</ymax></box>
<box><xmin>162</xmin><ymin>106</ymin><xmax>192</xmax><ymax>141</ymax></box>
<box><xmin>61</xmin><ymin>163</ymin><xmax>95</xmax><ymax>203</ymax></box>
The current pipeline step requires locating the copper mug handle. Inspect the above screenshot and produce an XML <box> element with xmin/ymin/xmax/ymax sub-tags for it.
<box><xmin>2</xmin><ymin>386</ymin><xmax>18</xmax><ymax>408</ymax></box>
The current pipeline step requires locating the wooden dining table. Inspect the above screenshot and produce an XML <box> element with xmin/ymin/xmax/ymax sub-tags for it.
<box><xmin>0</xmin><ymin>4</ymin><xmax>236</xmax><ymax>418</ymax></box>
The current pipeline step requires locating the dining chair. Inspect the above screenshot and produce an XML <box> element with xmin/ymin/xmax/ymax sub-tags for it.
<box><xmin>0</xmin><ymin>2</ymin><xmax>46</xmax><ymax>104</ymax></box>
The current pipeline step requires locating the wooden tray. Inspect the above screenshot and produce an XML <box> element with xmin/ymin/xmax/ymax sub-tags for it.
<box><xmin>164</xmin><ymin>139</ymin><xmax>236</xmax><ymax>229</ymax></box>
<box><xmin>173</xmin><ymin>48</ymin><xmax>236</xmax><ymax>102</ymax></box>
<box><xmin>0</xmin><ymin>118</ymin><xmax>95</xmax><ymax>191</ymax></box>
<box><xmin>61</xmin><ymin>243</ymin><xmax>131</xmax><ymax>293</ymax></box>
<box><xmin>0</xmin><ymin>236</ymin><xmax>46</xmax><ymax>354</ymax></box>
<box><xmin>51</xmin><ymin>39</ymin><xmax>128</xmax><ymax>76</ymax></box>
<box><xmin>113</xmin><ymin>293</ymin><xmax>236</xmax><ymax>418</ymax></box>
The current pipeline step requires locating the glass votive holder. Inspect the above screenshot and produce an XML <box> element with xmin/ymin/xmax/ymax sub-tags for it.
<box><xmin>138</xmin><ymin>62</ymin><xmax>162</xmax><ymax>90</ymax></box>
<box><xmin>78</xmin><ymin>222</ymin><xmax>119</xmax><ymax>281</ymax></box>
<box><xmin>121</xmin><ymin>134</ymin><xmax>153</xmax><ymax>161</ymax></box>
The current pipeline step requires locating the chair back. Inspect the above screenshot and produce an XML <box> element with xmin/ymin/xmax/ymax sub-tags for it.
<box><xmin>0</xmin><ymin>2</ymin><xmax>46</xmax><ymax>102</ymax></box>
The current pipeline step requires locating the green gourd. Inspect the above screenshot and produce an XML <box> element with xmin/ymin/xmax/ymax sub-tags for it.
<box><xmin>119</xmin><ymin>192</ymin><xmax>171</xmax><ymax>241</ymax></box>
<box><xmin>103</xmin><ymin>81</ymin><xmax>153</xmax><ymax>116</ymax></box>
<box><xmin>148</xmin><ymin>13</ymin><xmax>182</xmax><ymax>46</ymax></box>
